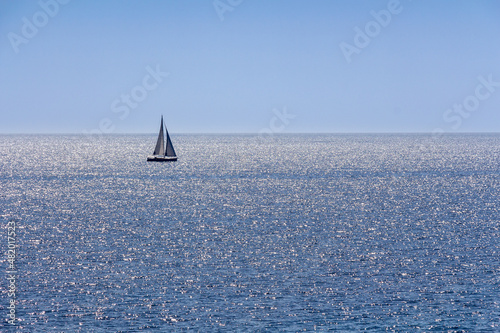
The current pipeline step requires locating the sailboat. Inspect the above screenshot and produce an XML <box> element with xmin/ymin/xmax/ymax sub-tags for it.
<box><xmin>147</xmin><ymin>115</ymin><xmax>177</xmax><ymax>162</ymax></box>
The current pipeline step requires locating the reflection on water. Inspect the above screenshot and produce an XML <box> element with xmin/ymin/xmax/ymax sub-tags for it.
<box><xmin>0</xmin><ymin>134</ymin><xmax>499</xmax><ymax>331</ymax></box>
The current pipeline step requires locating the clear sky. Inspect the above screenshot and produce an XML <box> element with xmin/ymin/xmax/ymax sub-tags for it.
<box><xmin>1</xmin><ymin>0</ymin><xmax>499</xmax><ymax>134</ymax></box>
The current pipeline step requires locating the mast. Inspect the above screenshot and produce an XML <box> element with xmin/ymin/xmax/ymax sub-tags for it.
<box><xmin>153</xmin><ymin>115</ymin><xmax>165</xmax><ymax>156</ymax></box>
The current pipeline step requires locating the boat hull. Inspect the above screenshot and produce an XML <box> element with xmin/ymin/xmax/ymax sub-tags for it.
<box><xmin>147</xmin><ymin>156</ymin><xmax>177</xmax><ymax>162</ymax></box>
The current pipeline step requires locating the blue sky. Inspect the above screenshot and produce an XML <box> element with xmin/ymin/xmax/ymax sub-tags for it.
<box><xmin>1</xmin><ymin>0</ymin><xmax>499</xmax><ymax>134</ymax></box>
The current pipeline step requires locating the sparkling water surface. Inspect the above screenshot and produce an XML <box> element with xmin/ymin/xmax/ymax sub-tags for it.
<box><xmin>1</xmin><ymin>134</ymin><xmax>499</xmax><ymax>331</ymax></box>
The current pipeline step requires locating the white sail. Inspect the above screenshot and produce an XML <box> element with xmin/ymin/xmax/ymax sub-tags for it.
<box><xmin>153</xmin><ymin>116</ymin><xmax>165</xmax><ymax>156</ymax></box>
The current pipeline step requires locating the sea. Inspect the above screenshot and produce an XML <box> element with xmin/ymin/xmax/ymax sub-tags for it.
<box><xmin>0</xmin><ymin>134</ymin><xmax>499</xmax><ymax>332</ymax></box>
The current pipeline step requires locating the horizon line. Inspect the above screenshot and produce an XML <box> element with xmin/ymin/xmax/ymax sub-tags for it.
<box><xmin>1</xmin><ymin>131</ymin><xmax>500</xmax><ymax>135</ymax></box>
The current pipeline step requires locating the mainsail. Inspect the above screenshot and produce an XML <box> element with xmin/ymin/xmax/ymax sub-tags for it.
<box><xmin>153</xmin><ymin>116</ymin><xmax>165</xmax><ymax>156</ymax></box>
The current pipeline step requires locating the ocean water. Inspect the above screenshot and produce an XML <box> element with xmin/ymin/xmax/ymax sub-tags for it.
<box><xmin>1</xmin><ymin>134</ymin><xmax>499</xmax><ymax>332</ymax></box>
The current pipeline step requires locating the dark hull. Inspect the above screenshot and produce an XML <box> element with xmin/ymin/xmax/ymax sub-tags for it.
<box><xmin>147</xmin><ymin>156</ymin><xmax>177</xmax><ymax>162</ymax></box>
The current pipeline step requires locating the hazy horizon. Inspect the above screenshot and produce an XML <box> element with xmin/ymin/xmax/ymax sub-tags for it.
<box><xmin>4</xmin><ymin>132</ymin><xmax>500</xmax><ymax>136</ymax></box>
